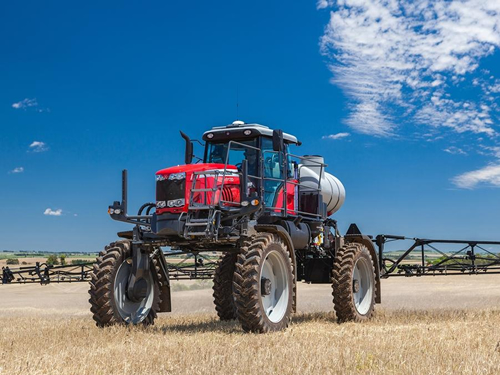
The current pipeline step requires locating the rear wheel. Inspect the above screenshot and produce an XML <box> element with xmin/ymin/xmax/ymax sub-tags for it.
<box><xmin>233</xmin><ymin>233</ymin><xmax>293</xmax><ymax>333</ymax></box>
<box><xmin>212</xmin><ymin>252</ymin><xmax>237</xmax><ymax>320</ymax></box>
<box><xmin>332</xmin><ymin>243</ymin><xmax>376</xmax><ymax>322</ymax></box>
<box><xmin>89</xmin><ymin>240</ymin><xmax>160</xmax><ymax>327</ymax></box>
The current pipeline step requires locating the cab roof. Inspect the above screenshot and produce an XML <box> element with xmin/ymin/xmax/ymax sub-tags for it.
<box><xmin>202</xmin><ymin>120</ymin><xmax>299</xmax><ymax>144</ymax></box>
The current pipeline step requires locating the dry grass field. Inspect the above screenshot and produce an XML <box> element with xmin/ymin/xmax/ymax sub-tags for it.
<box><xmin>1</xmin><ymin>276</ymin><xmax>500</xmax><ymax>374</ymax></box>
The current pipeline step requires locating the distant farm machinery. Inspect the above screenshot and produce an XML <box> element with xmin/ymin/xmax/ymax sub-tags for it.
<box><xmin>1</xmin><ymin>262</ymin><xmax>93</xmax><ymax>284</ymax></box>
<box><xmin>4</xmin><ymin>236</ymin><xmax>500</xmax><ymax>285</ymax></box>
<box><xmin>1</xmin><ymin>252</ymin><xmax>219</xmax><ymax>285</ymax></box>
<box><xmin>377</xmin><ymin>235</ymin><xmax>500</xmax><ymax>277</ymax></box>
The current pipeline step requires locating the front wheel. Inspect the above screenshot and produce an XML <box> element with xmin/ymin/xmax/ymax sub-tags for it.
<box><xmin>89</xmin><ymin>240</ymin><xmax>160</xmax><ymax>327</ymax></box>
<box><xmin>233</xmin><ymin>233</ymin><xmax>293</xmax><ymax>333</ymax></box>
<box><xmin>332</xmin><ymin>242</ymin><xmax>376</xmax><ymax>322</ymax></box>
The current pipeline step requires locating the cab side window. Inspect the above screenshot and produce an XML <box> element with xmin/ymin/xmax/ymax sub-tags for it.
<box><xmin>261</xmin><ymin>137</ymin><xmax>288</xmax><ymax>207</ymax></box>
<box><xmin>261</xmin><ymin>138</ymin><xmax>283</xmax><ymax>179</ymax></box>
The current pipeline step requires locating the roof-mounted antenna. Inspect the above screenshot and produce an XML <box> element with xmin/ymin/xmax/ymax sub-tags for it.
<box><xmin>236</xmin><ymin>83</ymin><xmax>239</xmax><ymax>120</ymax></box>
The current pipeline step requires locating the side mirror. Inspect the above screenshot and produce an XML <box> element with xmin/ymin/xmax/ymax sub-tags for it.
<box><xmin>180</xmin><ymin>131</ymin><xmax>193</xmax><ymax>164</ymax></box>
<box><xmin>272</xmin><ymin>129</ymin><xmax>284</xmax><ymax>152</ymax></box>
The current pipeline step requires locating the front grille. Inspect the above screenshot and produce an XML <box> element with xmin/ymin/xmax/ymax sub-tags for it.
<box><xmin>221</xmin><ymin>185</ymin><xmax>239</xmax><ymax>203</ymax></box>
<box><xmin>156</xmin><ymin>178</ymin><xmax>186</xmax><ymax>203</ymax></box>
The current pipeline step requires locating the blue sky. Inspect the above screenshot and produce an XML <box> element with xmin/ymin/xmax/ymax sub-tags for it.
<box><xmin>1</xmin><ymin>0</ymin><xmax>500</xmax><ymax>252</ymax></box>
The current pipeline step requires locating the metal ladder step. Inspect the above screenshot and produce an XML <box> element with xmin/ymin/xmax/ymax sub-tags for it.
<box><xmin>187</xmin><ymin>206</ymin><xmax>212</xmax><ymax>211</ymax></box>
<box><xmin>185</xmin><ymin>222</ymin><xmax>209</xmax><ymax>227</ymax></box>
<box><xmin>185</xmin><ymin>231</ymin><xmax>209</xmax><ymax>236</ymax></box>
<box><xmin>187</xmin><ymin>217</ymin><xmax>209</xmax><ymax>222</ymax></box>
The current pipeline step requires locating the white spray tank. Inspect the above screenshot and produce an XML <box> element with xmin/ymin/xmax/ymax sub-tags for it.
<box><xmin>298</xmin><ymin>155</ymin><xmax>345</xmax><ymax>216</ymax></box>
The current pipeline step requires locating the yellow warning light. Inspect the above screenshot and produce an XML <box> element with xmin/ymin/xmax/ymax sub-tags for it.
<box><xmin>251</xmin><ymin>199</ymin><xmax>259</xmax><ymax>206</ymax></box>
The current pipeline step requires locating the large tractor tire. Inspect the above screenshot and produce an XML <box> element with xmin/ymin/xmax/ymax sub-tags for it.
<box><xmin>213</xmin><ymin>253</ymin><xmax>238</xmax><ymax>320</ymax></box>
<box><xmin>89</xmin><ymin>240</ymin><xmax>161</xmax><ymax>327</ymax></box>
<box><xmin>332</xmin><ymin>242</ymin><xmax>376</xmax><ymax>322</ymax></box>
<box><xmin>233</xmin><ymin>233</ymin><xmax>293</xmax><ymax>333</ymax></box>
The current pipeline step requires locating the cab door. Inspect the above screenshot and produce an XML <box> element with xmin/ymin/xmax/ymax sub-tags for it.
<box><xmin>261</xmin><ymin>138</ymin><xmax>296</xmax><ymax>215</ymax></box>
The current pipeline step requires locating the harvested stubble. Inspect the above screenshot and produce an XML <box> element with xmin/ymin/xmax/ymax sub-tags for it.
<box><xmin>1</xmin><ymin>309</ymin><xmax>500</xmax><ymax>374</ymax></box>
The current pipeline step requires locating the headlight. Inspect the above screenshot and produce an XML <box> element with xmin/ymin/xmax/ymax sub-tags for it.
<box><xmin>156</xmin><ymin>175</ymin><xmax>165</xmax><ymax>182</ymax></box>
<box><xmin>156</xmin><ymin>201</ymin><xmax>166</xmax><ymax>208</ymax></box>
<box><xmin>168</xmin><ymin>172</ymin><xmax>186</xmax><ymax>180</ymax></box>
<box><xmin>166</xmin><ymin>199</ymin><xmax>185</xmax><ymax>207</ymax></box>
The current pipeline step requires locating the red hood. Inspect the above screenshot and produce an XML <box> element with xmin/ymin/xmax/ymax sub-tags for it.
<box><xmin>156</xmin><ymin>163</ymin><xmax>238</xmax><ymax>175</ymax></box>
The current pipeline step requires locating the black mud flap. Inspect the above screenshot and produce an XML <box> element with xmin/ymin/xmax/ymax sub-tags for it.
<box><xmin>156</xmin><ymin>250</ymin><xmax>172</xmax><ymax>313</ymax></box>
<box><xmin>159</xmin><ymin>285</ymin><xmax>172</xmax><ymax>312</ymax></box>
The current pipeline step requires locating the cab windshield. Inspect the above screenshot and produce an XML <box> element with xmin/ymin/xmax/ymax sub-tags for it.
<box><xmin>205</xmin><ymin>139</ymin><xmax>258</xmax><ymax>174</ymax></box>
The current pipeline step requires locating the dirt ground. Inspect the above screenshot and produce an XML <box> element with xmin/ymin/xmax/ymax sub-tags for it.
<box><xmin>1</xmin><ymin>274</ymin><xmax>499</xmax><ymax>318</ymax></box>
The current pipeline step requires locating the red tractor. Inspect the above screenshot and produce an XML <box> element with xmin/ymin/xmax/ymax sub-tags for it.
<box><xmin>89</xmin><ymin>121</ymin><xmax>381</xmax><ymax>332</ymax></box>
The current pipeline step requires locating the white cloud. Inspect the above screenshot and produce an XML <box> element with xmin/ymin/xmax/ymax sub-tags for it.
<box><xmin>316</xmin><ymin>0</ymin><xmax>333</xmax><ymax>9</ymax></box>
<box><xmin>29</xmin><ymin>141</ymin><xmax>49</xmax><ymax>153</ymax></box>
<box><xmin>451</xmin><ymin>145</ymin><xmax>500</xmax><ymax>188</ymax></box>
<box><xmin>452</xmin><ymin>164</ymin><xmax>500</xmax><ymax>189</ymax></box>
<box><xmin>44</xmin><ymin>208</ymin><xmax>62</xmax><ymax>216</ymax></box>
<box><xmin>12</xmin><ymin>98</ymin><xmax>49</xmax><ymax>112</ymax></box>
<box><xmin>320</xmin><ymin>0</ymin><xmax>500</xmax><ymax>189</ymax></box>
<box><xmin>9</xmin><ymin>167</ymin><xmax>24</xmax><ymax>174</ymax></box>
<box><xmin>319</xmin><ymin>0</ymin><xmax>500</xmax><ymax>137</ymax></box>
<box><xmin>444</xmin><ymin>147</ymin><xmax>467</xmax><ymax>155</ymax></box>
<box><xmin>484</xmin><ymin>146</ymin><xmax>500</xmax><ymax>159</ymax></box>
<box><xmin>322</xmin><ymin>132</ymin><xmax>351</xmax><ymax>140</ymax></box>
<box><xmin>12</xmin><ymin>98</ymin><xmax>38</xmax><ymax>110</ymax></box>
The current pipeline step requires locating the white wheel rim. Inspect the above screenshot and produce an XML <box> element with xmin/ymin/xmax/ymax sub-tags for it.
<box><xmin>352</xmin><ymin>257</ymin><xmax>374</xmax><ymax>315</ymax></box>
<box><xmin>260</xmin><ymin>250</ymin><xmax>289</xmax><ymax>323</ymax></box>
<box><xmin>114</xmin><ymin>259</ymin><xmax>154</xmax><ymax>324</ymax></box>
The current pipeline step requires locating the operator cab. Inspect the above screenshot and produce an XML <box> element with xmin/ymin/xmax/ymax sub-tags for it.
<box><xmin>202</xmin><ymin>121</ymin><xmax>300</xmax><ymax>209</ymax></box>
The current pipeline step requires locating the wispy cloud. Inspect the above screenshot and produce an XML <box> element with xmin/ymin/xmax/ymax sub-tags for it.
<box><xmin>12</xmin><ymin>98</ymin><xmax>49</xmax><ymax>112</ymax></box>
<box><xmin>29</xmin><ymin>141</ymin><xmax>49</xmax><ymax>153</ymax></box>
<box><xmin>479</xmin><ymin>146</ymin><xmax>500</xmax><ymax>159</ymax></box>
<box><xmin>452</xmin><ymin>164</ymin><xmax>500</xmax><ymax>189</ymax></box>
<box><xmin>12</xmin><ymin>98</ymin><xmax>38</xmax><ymax>110</ymax></box>
<box><xmin>319</xmin><ymin>0</ymin><xmax>500</xmax><ymax>189</ymax></box>
<box><xmin>316</xmin><ymin>0</ymin><xmax>333</xmax><ymax>9</ymax></box>
<box><xmin>444</xmin><ymin>147</ymin><xmax>467</xmax><ymax>155</ymax></box>
<box><xmin>452</xmin><ymin>145</ymin><xmax>500</xmax><ymax>188</ymax></box>
<box><xmin>8</xmin><ymin>167</ymin><xmax>24</xmax><ymax>174</ymax></box>
<box><xmin>319</xmin><ymin>0</ymin><xmax>500</xmax><ymax>137</ymax></box>
<box><xmin>322</xmin><ymin>132</ymin><xmax>351</xmax><ymax>140</ymax></box>
<box><xmin>44</xmin><ymin>208</ymin><xmax>62</xmax><ymax>216</ymax></box>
